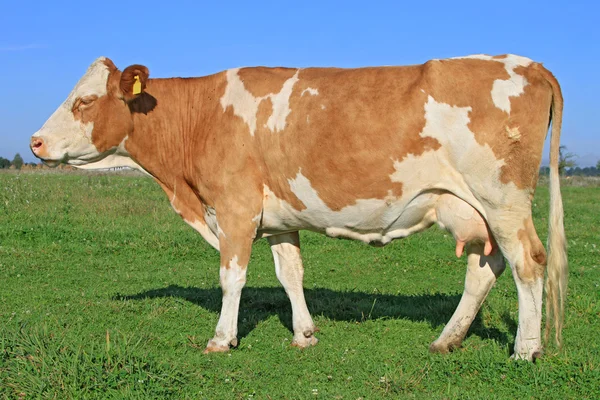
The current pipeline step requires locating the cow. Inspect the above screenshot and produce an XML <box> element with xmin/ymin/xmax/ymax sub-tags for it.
<box><xmin>30</xmin><ymin>54</ymin><xmax>567</xmax><ymax>361</ymax></box>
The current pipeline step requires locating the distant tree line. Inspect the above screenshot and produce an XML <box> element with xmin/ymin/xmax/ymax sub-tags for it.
<box><xmin>540</xmin><ymin>165</ymin><xmax>600</xmax><ymax>177</ymax></box>
<box><xmin>539</xmin><ymin>146</ymin><xmax>600</xmax><ymax>177</ymax></box>
<box><xmin>0</xmin><ymin>153</ymin><xmax>38</xmax><ymax>169</ymax></box>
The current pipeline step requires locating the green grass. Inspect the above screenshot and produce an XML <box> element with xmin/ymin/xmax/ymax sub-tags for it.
<box><xmin>1</xmin><ymin>171</ymin><xmax>599</xmax><ymax>399</ymax></box>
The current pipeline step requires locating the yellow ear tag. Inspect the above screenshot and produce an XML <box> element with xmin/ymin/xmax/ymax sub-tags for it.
<box><xmin>132</xmin><ymin>75</ymin><xmax>142</xmax><ymax>95</ymax></box>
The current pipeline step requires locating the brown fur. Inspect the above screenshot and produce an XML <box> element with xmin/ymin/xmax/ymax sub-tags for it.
<box><xmin>254</xmin><ymin>65</ymin><xmax>443</xmax><ymax>211</ymax></box>
<box><xmin>516</xmin><ymin>216</ymin><xmax>548</xmax><ymax>281</ymax></box>
<box><xmin>237</xmin><ymin>67</ymin><xmax>298</xmax><ymax>97</ymax></box>
<box><xmin>120</xmin><ymin>74</ymin><xmax>264</xmax><ymax>267</ymax></box>
<box><xmin>85</xmin><ymin>94</ymin><xmax>134</xmax><ymax>153</ymax></box>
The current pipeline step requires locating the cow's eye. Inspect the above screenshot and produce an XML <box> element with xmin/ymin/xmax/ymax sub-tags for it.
<box><xmin>80</xmin><ymin>95</ymin><xmax>98</xmax><ymax>106</ymax></box>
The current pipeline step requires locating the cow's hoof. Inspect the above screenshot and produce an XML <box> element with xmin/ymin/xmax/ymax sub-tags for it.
<box><xmin>203</xmin><ymin>338</ymin><xmax>237</xmax><ymax>354</ymax></box>
<box><xmin>511</xmin><ymin>348</ymin><xmax>543</xmax><ymax>362</ymax></box>
<box><xmin>291</xmin><ymin>328</ymin><xmax>319</xmax><ymax>348</ymax></box>
<box><xmin>291</xmin><ymin>335</ymin><xmax>319</xmax><ymax>349</ymax></box>
<box><xmin>429</xmin><ymin>339</ymin><xmax>461</xmax><ymax>354</ymax></box>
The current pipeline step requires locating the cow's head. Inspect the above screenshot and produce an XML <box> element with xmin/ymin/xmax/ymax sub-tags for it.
<box><xmin>30</xmin><ymin>57</ymin><xmax>150</xmax><ymax>166</ymax></box>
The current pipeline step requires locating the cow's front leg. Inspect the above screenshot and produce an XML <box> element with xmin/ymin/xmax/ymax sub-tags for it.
<box><xmin>268</xmin><ymin>232</ymin><xmax>318</xmax><ymax>348</ymax></box>
<box><xmin>203</xmin><ymin>253</ymin><xmax>248</xmax><ymax>353</ymax></box>
<box><xmin>204</xmin><ymin>216</ymin><xmax>258</xmax><ymax>354</ymax></box>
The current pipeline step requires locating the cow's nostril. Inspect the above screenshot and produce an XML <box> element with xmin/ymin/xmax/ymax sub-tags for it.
<box><xmin>31</xmin><ymin>138</ymin><xmax>43</xmax><ymax>149</ymax></box>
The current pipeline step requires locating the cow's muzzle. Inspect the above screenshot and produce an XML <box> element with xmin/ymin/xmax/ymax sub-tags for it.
<box><xmin>30</xmin><ymin>137</ymin><xmax>45</xmax><ymax>155</ymax></box>
<box><xmin>30</xmin><ymin>136</ymin><xmax>60</xmax><ymax>166</ymax></box>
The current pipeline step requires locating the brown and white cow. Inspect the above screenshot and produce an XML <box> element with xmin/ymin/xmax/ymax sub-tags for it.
<box><xmin>31</xmin><ymin>54</ymin><xmax>567</xmax><ymax>360</ymax></box>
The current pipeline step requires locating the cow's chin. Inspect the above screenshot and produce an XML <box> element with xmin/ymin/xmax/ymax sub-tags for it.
<box><xmin>64</xmin><ymin>150</ymin><xmax>114</xmax><ymax>166</ymax></box>
<box><xmin>42</xmin><ymin>159</ymin><xmax>62</xmax><ymax>168</ymax></box>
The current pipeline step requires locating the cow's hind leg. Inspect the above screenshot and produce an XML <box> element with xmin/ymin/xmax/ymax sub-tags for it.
<box><xmin>268</xmin><ymin>232</ymin><xmax>318</xmax><ymax>348</ymax></box>
<box><xmin>486</xmin><ymin>213</ymin><xmax>547</xmax><ymax>360</ymax></box>
<box><xmin>431</xmin><ymin>194</ymin><xmax>505</xmax><ymax>352</ymax></box>
<box><xmin>430</xmin><ymin>242</ymin><xmax>505</xmax><ymax>353</ymax></box>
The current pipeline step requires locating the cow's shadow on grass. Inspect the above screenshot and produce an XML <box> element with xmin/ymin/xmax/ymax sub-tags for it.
<box><xmin>114</xmin><ymin>285</ymin><xmax>513</xmax><ymax>349</ymax></box>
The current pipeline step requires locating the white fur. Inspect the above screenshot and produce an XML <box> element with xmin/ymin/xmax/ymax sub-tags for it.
<box><xmin>203</xmin><ymin>205</ymin><xmax>223</xmax><ymax>240</ymax></box>
<box><xmin>451</xmin><ymin>54</ymin><xmax>532</xmax><ymax>114</ymax></box>
<box><xmin>259</xmin><ymin>175</ymin><xmax>438</xmax><ymax>245</ymax></box>
<box><xmin>33</xmin><ymin>57</ymin><xmax>111</xmax><ymax>162</ymax></box>
<box><xmin>207</xmin><ymin>255</ymin><xmax>247</xmax><ymax>348</ymax></box>
<box><xmin>170</xmin><ymin>196</ymin><xmax>220</xmax><ymax>250</ymax></box>
<box><xmin>301</xmin><ymin>87</ymin><xmax>319</xmax><ymax>96</ymax></box>
<box><xmin>390</xmin><ymin>95</ymin><xmax>530</xmax><ymax>221</ymax></box>
<box><xmin>266</xmin><ymin>71</ymin><xmax>299</xmax><ymax>132</ymax></box>
<box><xmin>268</xmin><ymin>233</ymin><xmax>316</xmax><ymax>347</ymax></box>
<box><xmin>73</xmin><ymin>154</ymin><xmax>148</xmax><ymax>175</ymax></box>
<box><xmin>220</xmin><ymin>68</ymin><xmax>301</xmax><ymax>136</ymax></box>
<box><xmin>220</xmin><ymin>69</ymin><xmax>263</xmax><ymax>136</ymax></box>
<box><xmin>513</xmin><ymin>277</ymin><xmax>544</xmax><ymax>359</ymax></box>
<box><xmin>188</xmin><ymin>219</ymin><xmax>220</xmax><ymax>250</ymax></box>
<box><xmin>431</xmin><ymin>243</ymin><xmax>505</xmax><ymax>351</ymax></box>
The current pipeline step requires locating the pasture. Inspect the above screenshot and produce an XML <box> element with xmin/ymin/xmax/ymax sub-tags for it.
<box><xmin>1</xmin><ymin>171</ymin><xmax>598</xmax><ymax>399</ymax></box>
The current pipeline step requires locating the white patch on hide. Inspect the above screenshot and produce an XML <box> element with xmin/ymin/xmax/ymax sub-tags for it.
<box><xmin>170</xmin><ymin>197</ymin><xmax>220</xmax><ymax>250</ymax></box>
<box><xmin>220</xmin><ymin>68</ymin><xmax>300</xmax><ymax>135</ymax></box>
<box><xmin>204</xmin><ymin>205</ymin><xmax>223</xmax><ymax>240</ymax></box>
<box><xmin>73</xmin><ymin>154</ymin><xmax>148</xmax><ymax>174</ymax></box>
<box><xmin>301</xmin><ymin>87</ymin><xmax>319</xmax><ymax>96</ymax></box>
<box><xmin>228</xmin><ymin>255</ymin><xmax>242</xmax><ymax>270</ymax></box>
<box><xmin>258</xmin><ymin>176</ymin><xmax>438</xmax><ymax>246</ymax></box>
<box><xmin>451</xmin><ymin>54</ymin><xmax>532</xmax><ymax>114</ymax></box>
<box><xmin>188</xmin><ymin>219</ymin><xmax>220</xmax><ymax>250</ymax></box>
<box><xmin>266</xmin><ymin>71</ymin><xmax>299</xmax><ymax>133</ymax></box>
<box><xmin>390</xmin><ymin>95</ymin><xmax>530</xmax><ymax>223</ymax></box>
<box><xmin>33</xmin><ymin>57</ymin><xmax>111</xmax><ymax>161</ymax></box>
<box><xmin>74</xmin><ymin>135</ymin><xmax>149</xmax><ymax>174</ymax></box>
<box><xmin>220</xmin><ymin>69</ymin><xmax>262</xmax><ymax>136</ymax></box>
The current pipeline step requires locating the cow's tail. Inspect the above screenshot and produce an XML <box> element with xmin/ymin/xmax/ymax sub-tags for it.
<box><xmin>539</xmin><ymin>65</ymin><xmax>568</xmax><ymax>348</ymax></box>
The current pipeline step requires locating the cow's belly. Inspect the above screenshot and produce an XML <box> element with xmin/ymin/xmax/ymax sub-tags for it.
<box><xmin>259</xmin><ymin>189</ymin><xmax>441</xmax><ymax>245</ymax></box>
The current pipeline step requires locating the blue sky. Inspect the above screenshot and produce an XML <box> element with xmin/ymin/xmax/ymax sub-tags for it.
<box><xmin>1</xmin><ymin>0</ymin><xmax>599</xmax><ymax>166</ymax></box>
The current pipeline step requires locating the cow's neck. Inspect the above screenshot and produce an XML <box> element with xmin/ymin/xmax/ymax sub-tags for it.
<box><xmin>124</xmin><ymin>74</ymin><xmax>225</xmax><ymax>191</ymax></box>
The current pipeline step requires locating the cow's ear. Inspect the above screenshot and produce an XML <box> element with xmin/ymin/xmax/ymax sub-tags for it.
<box><xmin>120</xmin><ymin>64</ymin><xmax>149</xmax><ymax>101</ymax></box>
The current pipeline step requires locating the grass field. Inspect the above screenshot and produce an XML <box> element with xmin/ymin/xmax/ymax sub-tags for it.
<box><xmin>1</xmin><ymin>171</ymin><xmax>599</xmax><ymax>399</ymax></box>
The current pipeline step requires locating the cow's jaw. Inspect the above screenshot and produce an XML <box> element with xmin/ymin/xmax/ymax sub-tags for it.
<box><xmin>31</xmin><ymin>57</ymin><xmax>111</xmax><ymax>165</ymax></box>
